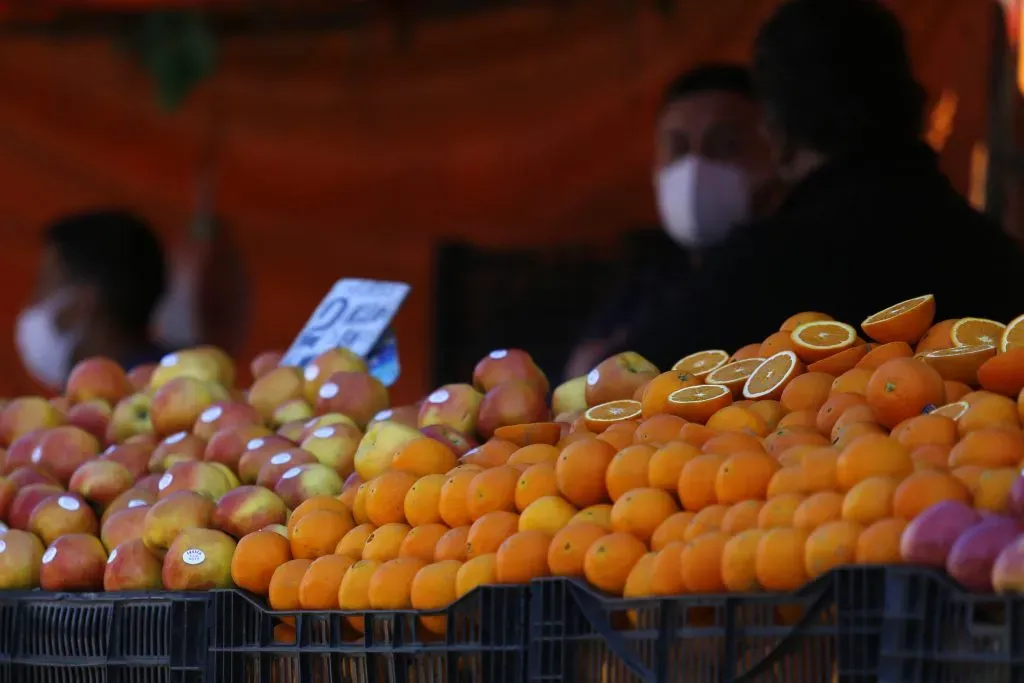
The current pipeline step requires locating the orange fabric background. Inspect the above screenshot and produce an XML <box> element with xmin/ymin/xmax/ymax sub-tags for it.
<box><xmin>0</xmin><ymin>0</ymin><xmax>992</xmax><ymax>403</ymax></box>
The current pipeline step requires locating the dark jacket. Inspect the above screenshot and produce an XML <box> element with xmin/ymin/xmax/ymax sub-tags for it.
<box><xmin>628</xmin><ymin>143</ymin><xmax>1024</xmax><ymax>370</ymax></box>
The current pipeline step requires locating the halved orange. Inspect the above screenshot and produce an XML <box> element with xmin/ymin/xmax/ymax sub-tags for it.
<box><xmin>917</xmin><ymin>344</ymin><xmax>997</xmax><ymax>385</ymax></box>
<box><xmin>860</xmin><ymin>295</ymin><xmax>935</xmax><ymax>344</ymax></box>
<box><xmin>1000</xmin><ymin>314</ymin><xmax>1024</xmax><ymax>352</ymax></box>
<box><xmin>584</xmin><ymin>400</ymin><xmax>643</xmax><ymax>433</ymax></box>
<box><xmin>672</xmin><ymin>350</ymin><xmax>729</xmax><ymax>378</ymax></box>
<box><xmin>780</xmin><ymin>311</ymin><xmax>833</xmax><ymax>333</ymax></box>
<box><xmin>493</xmin><ymin>423</ymin><xmax>562</xmax><ymax>447</ymax></box>
<box><xmin>705</xmin><ymin>358</ymin><xmax>765</xmax><ymax>396</ymax></box>
<box><xmin>790</xmin><ymin>321</ymin><xmax>857</xmax><ymax>363</ymax></box>
<box><xmin>743</xmin><ymin>351</ymin><xmax>804</xmax><ymax>401</ymax></box>
<box><xmin>951</xmin><ymin>318</ymin><xmax>1007</xmax><ymax>347</ymax></box>
<box><xmin>665</xmin><ymin>384</ymin><xmax>733</xmax><ymax>423</ymax></box>
<box><xmin>929</xmin><ymin>401</ymin><xmax>969</xmax><ymax>421</ymax></box>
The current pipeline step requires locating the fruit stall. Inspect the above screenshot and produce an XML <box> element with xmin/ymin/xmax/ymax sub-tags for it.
<box><xmin>0</xmin><ymin>293</ymin><xmax>1023</xmax><ymax>683</ymax></box>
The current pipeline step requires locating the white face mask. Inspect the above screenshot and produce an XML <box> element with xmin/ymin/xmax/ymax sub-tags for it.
<box><xmin>655</xmin><ymin>156</ymin><xmax>752</xmax><ymax>247</ymax></box>
<box><xmin>15</xmin><ymin>292</ymin><xmax>79</xmax><ymax>390</ymax></box>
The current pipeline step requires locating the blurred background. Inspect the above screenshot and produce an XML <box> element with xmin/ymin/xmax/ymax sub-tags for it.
<box><xmin>0</xmin><ymin>0</ymin><xmax>1017</xmax><ymax>404</ymax></box>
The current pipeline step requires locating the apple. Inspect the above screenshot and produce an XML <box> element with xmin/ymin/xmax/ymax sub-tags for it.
<box><xmin>39</xmin><ymin>533</ymin><xmax>107</xmax><ymax>591</ymax></box>
<box><xmin>192</xmin><ymin>401</ymin><xmax>262</xmax><ymax>441</ymax></box>
<box><xmin>255</xmin><ymin>448</ymin><xmax>318</xmax><ymax>489</ymax></box>
<box><xmin>162</xmin><ymin>527</ymin><xmax>236</xmax><ymax>590</ymax></box>
<box><xmin>271</xmin><ymin>399</ymin><xmax>314</xmax><ymax>429</ymax></box>
<box><xmin>300</xmin><ymin>423</ymin><xmax>361</xmax><ymax>477</ymax></box>
<box><xmin>236</xmin><ymin>436</ymin><xmax>295</xmax><ymax>484</ymax></box>
<box><xmin>150</xmin><ymin>377</ymin><xmax>227</xmax><ymax>438</ymax></box>
<box><xmin>420</xmin><ymin>425</ymin><xmax>477</xmax><ymax>458</ymax></box>
<box><xmin>156</xmin><ymin>461</ymin><xmax>233</xmax><ymax>501</ymax></box>
<box><xmin>262</xmin><ymin>523</ymin><xmax>288</xmax><ymax>538</ymax></box>
<box><xmin>128</xmin><ymin>364</ymin><xmax>157</xmax><ymax>391</ymax></box>
<box><xmin>552</xmin><ymin>377</ymin><xmax>588</xmax><ymax>416</ymax></box>
<box><xmin>302</xmin><ymin>348</ymin><xmax>368</xmax><ymax>404</ymax></box>
<box><xmin>135</xmin><ymin>474</ymin><xmax>164</xmax><ymax>496</ymax></box>
<box><xmin>148</xmin><ymin>432</ymin><xmax>207</xmax><ymax>473</ymax></box>
<box><xmin>250</xmin><ymin>351</ymin><xmax>283</xmax><ymax>380</ymax></box>
<box><xmin>315</xmin><ymin>372</ymin><xmax>390</xmax><ymax>429</ymax></box>
<box><xmin>107</xmin><ymin>393</ymin><xmax>153</xmax><ymax>443</ymax></box>
<box><xmin>148</xmin><ymin>348</ymin><xmax>232</xmax><ymax>391</ymax></box>
<box><xmin>353</xmin><ymin>420</ymin><xmax>422</xmax><ymax>481</ymax></box>
<box><xmin>299</xmin><ymin>413</ymin><xmax>358</xmax><ymax>441</ymax></box>
<box><xmin>99</xmin><ymin>442</ymin><xmax>152</xmax><ymax>480</ymax></box>
<box><xmin>69</xmin><ymin>460</ymin><xmax>134</xmax><ymax>508</ymax></box>
<box><xmin>273</xmin><ymin>463</ymin><xmax>344</xmax><ymax>508</ymax></box>
<box><xmin>104</xmin><ymin>538</ymin><xmax>163</xmax><ymax>591</ymax></box>
<box><xmin>212</xmin><ymin>485</ymin><xmax>288</xmax><ymax>539</ymax></box>
<box><xmin>0</xmin><ymin>476</ymin><xmax>14</xmax><ymax>520</ymax></box>
<box><xmin>7</xmin><ymin>483</ymin><xmax>62</xmax><ymax>530</ymax></box>
<box><xmin>29</xmin><ymin>493</ymin><xmax>99</xmax><ymax>546</ymax></box>
<box><xmin>367</xmin><ymin>405</ymin><xmax>419</xmax><ymax>430</ymax></box>
<box><xmin>0</xmin><ymin>397</ymin><xmax>64</xmax><ymax>446</ymax></box>
<box><xmin>418</xmin><ymin>384</ymin><xmax>483</xmax><ymax>436</ymax></box>
<box><xmin>473</xmin><ymin>349</ymin><xmax>549</xmax><ymax>394</ymax></box>
<box><xmin>101</xmin><ymin>488</ymin><xmax>156</xmax><ymax>526</ymax></box>
<box><xmin>67</xmin><ymin>400</ymin><xmax>112</xmax><ymax>442</ymax></box>
<box><xmin>584</xmin><ymin>352</ymin><xmax>660</xmax><ymax>407</ymax></box>
<box><xmin>32</xmin><ymin>426</ymin><xmax>100</xmax><ymax>485</ymax></box>
<box><xmin>0</xmin><ymin>528</ymin><xmax>45</xmax><ymax>589</ymax></box>
<box><xmin>276</xmin><ymin>419</ymin><xmax>309</xmax><ymax>443</ymax></box>
<box><xmin>100</xmin><ymin>506</ymin><xmax>149</xmax><ymax>552</ymax></box>
<box><xmin>66</xmin><ymin>357</ymin><xmax>132</xmax><ymax>406</ymax></box>
<box><xmin>143</xmin><ymin>490</ymin><xmax>215</xmax><ymax>557</ymax></box>
<box><xmin>476</xmin><ymin>381</ymin><xmax>551</xmax><ymax>439</ymax></box>
<box><xmin>6</xmin><ymin>466</ymin><xmax>57</xmax><ymax>489</ymax></box>
<box><xmin>204</xmin><ymin>423</ymin><xmax>272</xmax><ymax>472</ymax></box>
<box><xmin>248</xmin><ymin>367</ymin><xmax>304</xmax><ymax>422</ymax></box>
<box><xmin>2</xmin><ymin>429</ymin><xmax>48</xmax><ymax>474</ymax></box>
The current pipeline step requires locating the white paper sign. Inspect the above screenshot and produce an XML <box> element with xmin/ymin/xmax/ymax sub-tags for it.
<box><xmin>280</xmin><ymin>279</ymin><xmax>410</xmax><ymax>369</ymax></box>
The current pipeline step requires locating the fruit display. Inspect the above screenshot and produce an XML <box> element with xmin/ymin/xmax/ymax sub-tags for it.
<box><xmin>0</xmin><ymin>298</ymin><xmax>1023</xmax><ymax>650</ymax></box>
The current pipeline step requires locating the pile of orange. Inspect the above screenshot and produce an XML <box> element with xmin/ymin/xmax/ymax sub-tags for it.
<box><xmin>228</xmin><ymin>295</ymin><xmax>1024</xmax><ymax>639</ymax></box>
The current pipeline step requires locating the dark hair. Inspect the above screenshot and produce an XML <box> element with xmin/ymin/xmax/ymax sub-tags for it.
<box><xmin>753</xmin><ymin>0</ymin><xmax>926</xmax><ymax>156</ymax></box>
<box><xmin>663</xmin><ymin>64</ymin><xmax>755</xmax><ymax>108</ymax></box>
<box><xmin>45</xmin><ymin>210</ymin><xmax>167</xmax><ymax>332</ymax></box>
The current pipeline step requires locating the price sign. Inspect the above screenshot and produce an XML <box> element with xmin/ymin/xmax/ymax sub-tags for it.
<box><xmin>280</xmin><ymin>279</ymin><xmax>410</xmax><ymax>373</ymax></box>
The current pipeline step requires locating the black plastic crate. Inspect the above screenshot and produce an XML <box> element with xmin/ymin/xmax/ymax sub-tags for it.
<box><xmin>528</xmin><ymin>566</ymin><xmax>886</xmax><ymax>683</ymax></box>
<box><xmin>209</xmin><ymin>584</ymin><xmax>530</xmax><ymax>683</ymax></box>
<box><xmin>879</xmin><ymin>566</ymin><xmax>1024</xmax><ymax>683</ymax></box>
<box><xmin>0</xmin><ymin>591</ymin><xmax>211</xmax><ymax>683</ymax></box>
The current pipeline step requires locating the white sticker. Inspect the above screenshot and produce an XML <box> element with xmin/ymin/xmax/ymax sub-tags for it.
<box><xmin>0</xmin><ymin>523</ymin><xmax>6</xmax><ymax>534</ymax></box>
<box><xmin>313</xmin><ymin>427</ymin><xmax>335</xmax><ymax>439</ymax></box>
<box><xmin>373</xmin><ymin>409</ymin><xmax>392</xmax><ymax>422</ymax></box>
<box><xmin>489</xmin><ymin>349</ymin><xmax>509</xmax><ymax>360</ymax></box>
<box><xmin>305</xmin><ymin>418</ymin><xmax>319</xmax><ymax>428</ymax></box>
<box><xmin>428</xmin><ymin>389</ymin><xmax>450</xmax><ymax>404</ymax></box>
<box><xmin>269</xmin><ymin>452</ymin><xmax>293</xmax><ymax>466</ymax></box>
<box><xmin>160</xmin><ymin>354</ymin><xmax>179</xmax><ymax>367</ymax></box>
<box><xmin>42</xmin><ymin>547</ymin><xmax>56</xmax><ymax>564</ymax></box>
<box><xmin>107</xmin><ymin>548</ymin><xmax>118</xmax><ymax>564</ymax></box>
<box><xmin>319</xmin><ymin>383</ymin><xmax>339</xmax><ymax>399</ymax></box>
<box><xmin>158</xmin><ymin>473</ymin><xmax>174</xmax><ymax>491</ymax></box>
<box><xmin>587</xmin><ymin>369</ymin><xmax>600</xmax><ymax>386</ymax></box>
<box><xmin>0</xmin><ymin>540</ymin><xmax>6</xmax><ymax>554</ymax></box>
<box><xmin>200</xmin><ymin>406</ymin><xmax>223</xmax><ymax>423</ymax></box>
<box><xmin>303</xmin><ymin>365</ymin><xmax>320</xmax><ymax>382</ymax></box>
<box><xmin>57</xmin><ymin>496</ymin><xmax>80</xmax><ymax>512</ymax></box>
<box><xmin>31</xmin><ymin>446</ymin><xmax>42</xmax><ymax>464</ymax></box>
<box><xmin>127</xmin><ymin>499</ymin><xmax>148</xmax><ymax>509</ymax></box>
<box><xmin>103</xmin><ymin>445</ymin><xmax>116</xmax><ymax>456</ymax></box>
<box><xmin>182</xmin><ymin>548</ymin><xmax>206</xmax><ymax>566</ymax></box>
<box><xmin>165</xmin><ymin>432</ymin><xmax>187</xmax><ymax>445</ymax></box>
<box><xmin>246</xmin><ymin>438</ymin><xmax>265</xmax><ymax>451</ymax></box>
<box><xmin>280</xmin><ymin>466</ymin><xmax>302</xmax><ymax>480</ymax></box>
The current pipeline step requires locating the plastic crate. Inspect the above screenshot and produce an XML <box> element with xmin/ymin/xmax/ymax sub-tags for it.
<box><xmin>0</xmin><ymin>591</ymin><xmax>211</xmax><ymax>683</ymax></box>
<box><xmin>528</xmin><ymin>566</ymin><xmax>886</xmax><ymax>683</ymax></box>
<box><xmin>878</xmin><ymin>565</ymin><xmax>1024</xmax><ymax>683</ymax></box>
<box><xmin>208</xmin><ymin>584</ymin><xmax>530</xmax><ymax>683</ymax></box>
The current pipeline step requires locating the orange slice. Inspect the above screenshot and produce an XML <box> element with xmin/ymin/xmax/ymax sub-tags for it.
<box><xmin>705</xmin><ymin>358</ymin><xmax>765</xmax><ymax>396</ymax></box>
<box><xmin>672</xmin><ymin>350</ymin><xmax>730</xmax><ymax>378</ymax></box>
<box><xmin>860</xmin><ymin>295</ymin><xmax>936</xmax><ymax>344</ymax></box>
<box><xmin>790</xmin><ymin>321</ymin><xmax>857</xmax><ymax>363</ymax></box>
<box><xmin>951</xmin><ymin>317</ymin><xmax>1006</xmax><ymax>347</ymax></box>
<box><xmin>583</xmin><ymin>400</ymin><xmax>642</xmax><ymax>433</ymax></box>
<box><xmin>665</xmin><ymin>384</ymin><xmax>733</xmax><ymax>423</ymax></box>
<box><xmin>917</xmin><ymin>344</ymin><xmax>997</xmax><ymax>385</ymax></box>
<box><xmin>743</xmin><ymin>351</ymin><xmax>804</xmax><ymax>401</ymax></box>
<box><xmin>929</xmin><ymin>401</ymin><xmax>969</xmax><ymax>421</ymax></box>
<box><xmin>1000</xmin><ymin>314</ymin><xmax>1024</xmax><ymax>352</ymax></box>
<box><xmin>493</xmin><ymin>423</ymin><xmax>563</xmax><ymax>447</ymax></box>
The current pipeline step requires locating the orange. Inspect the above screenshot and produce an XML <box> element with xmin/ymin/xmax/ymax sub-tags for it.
<box><xmin>361</xmin><ymin>522</ymin><xmax>411</xmax><ymax>562</ymax></box>
<box><xmin>650</xmin><ymin>511</ymin><xmax>696</xmax><ymax>550</ymax></box>
<box><xmin>831</xmin><ymin>368</ymin><xmax>872</xmax><ymax>396</ymax></box>
<box><xmin>684</xmin><ymin>504</ymin><xmax>728</xmax><ymax>541</ymax></box>
<box><xmin>368</xmin><ymin>557</ymin><xmax>427</xmax><ymax>609</ymax></box>
<box><xmin>767</xmin><ymin>466</ymin><xmax>805</xmax><ymax>498</ymax></box>
<box><xmin>973</xmin><ymin>468</ymin><xmax>1019</xmax><ymax>513</ymax></box>
<box><xmin>605</xmin><ymin>445</ymin><xmax>654</xmax><ymax>501</ymax></box>
<box><xmin>891</xmin><ymin>414</ymin><xmax>958</xmax><ymax>449</ymax></box>
<box><xmin>548</xmin><ymin>521</ymin><xmax>607</xmax><ymax>577</ymax></box>
<box><xmin>291</xmin><ymin>510</ymin><xmax>355</xmax><ymax>560</ymax></box>
<box><xmin>743</xmin><ymin>351</ymin><xmax>804</xmax><ymax>400</ymax></box>
<box><xmin>764</xmin><ymin>427</ymin><xmax>829</xmax><ymax>457</ymax></box>
<box><xmin>496</xmin><ymin>530</ymin><xmax>552</xmax><ymax>584</ymax></box>
<box><xmin>951</xmin><ymin>317</ymin><xmax>1006</xmax><ymax>347</ymax></box>
<box><xmin>365</xmin><ymin>471</ymin><xmax>417</xmax><ymax>526</ymax></box>
<box><xmin>801</xmin><ymin>448</ymin><xmax>839</xmax><ymax>492</ymax></box>
<box><xmin>466</xmin><ymin>511</ymin><xmax>519</xmax><ymax>559</ymax></box>
<box><xmin>919</xmin><ymin>344</ymin><xmax>997</xmax><ymax>385</ymax></box>
<box><xmin>231</xmin><ymin>530</ymin><xmax>292</xmax><ymax>596</ymax></box>
<box><xmin>570</xmin><ymin>504</ymin><xmax>614</xmax><ymax>530</ymax></box>
<box><xmin>758</xmin><ymin>493</ymin><xmax>805</xmax><ymax>529</ymax></box>
<box><xmin>748</xmin><ymin>400</ymin><xmax>786</xmax><ymax>430</ymax></box>
<box><xmin>398</xmin><ymin>523</ymin><xmax>450</xmax><ymax>563</ymax></box>
<box><xmin>891</xmin><ymin>470</ymin><xmax>970</xmax><ymax>520</ymax></box>
<box><xmin>639</xmin><ymin>371</ymin><xmax>701</xmax><ymax>417</ymax></box>
<box><xmin>584</xmin><ymin>400</ymin><xmax>643</xmax><ymax>433</ymax></box>
<box><xmin>780</xmin><ymin>372</ymin><xmax>834</xmax><ymax>413</ymax></box>
<box><xmin>831</xmin><ymin>421</ymin><xmax>886</xmax><ymax>450</ymax></box>
<box><xmin>665</xmin><ymin>384</ymin><xmax>733</xmax><ymax>423</ymax></box>
<box><xmin>807</xmin><ymin>345</ymin><xmax>869</xmax><ymax>376</ymax></box>
<box><xmin>915</xmin><ymin>319</ymin><xmax>959</xmax><ymax>353</ymax></box>
<box><xmin>514</xmin><ymin>463</ymin><xmax>559</xmax><ymax>512</ymax></box>
<box><xmin>556</xmin><ymin>438</ymin><xmax>615</xmax><ymax>508</ymax></box>
<box><xmin>434</xmin><ymin>525</ymin><xmax>471</xmax><ymax>562</ymax></box>
<box><xmin>391</xmin><ymin>437</ymin><xmax>457</xmax><ymax>477</ymax></box>
<box><xmin>722</xmin><ymin>529</ymin><xmax>766</xmax><ymax>592</ymax></box>
<box><xmin>268</xmin><ymin>558</ymin><xmax>313</xmax><ymax>611</ymax></box>
<box><xmin>856</xmin><ymin>341</ymin><xmax>914</xmax><ymax>371</ymax></box>
<box><xmin>815</xmin><ymin>393</ymin><xmax>868</xmax><ymax>436</ymax></box>
<box><xmin>679</xmin><ymin>531</ymin><xmax>728</xmax><ymax>593</ymax></box>
<box><xmin>298</xmin><ymin>554</ymin><xmax>356</xmax><ymax>610</ymax></box>
<box><xmin>1019</xmin><ymin>386</ymin><xmax>1024</xmax><ymax>423</ymax></box>
<box><xmin>446</xmin><ymin>464</ymin><xmax>483</xmax><ymax>477</ymax></box>
<box><xmin>337</xmin><ymin>559</ymin><xmax>380</xmax><ymax>632</ymax></box>
<box><xmin>957</xmin><ymin>393</ymin><xmax>1021</xmax><ymax>435</ymax></box>
<box><xmin>755</xmin><ymin>528</ymin><xmax>809</xmax><ymax>591</ymax></box>
<box><xmin>610</xmin><ymin>487</ymin><xmax>679</xmax><ymax>543</ymax></box>
<box><xmin>865</xmin><ymin>358</ymin><xmax>946</xmax><ymax>429</ymax></box>
<box><xmin>715</xmin><ymin>450</ymin><xmax>779</xmax><ymax>504</ymax></box>
<box><xmin>705</xmin><ymin>406</ymin><xmax>769</xmax><ymax>436</ymax></box>
<box><xmin>673</xmin><ymin>349</ymin><xmax>730</xmax><ymax>378</ymax></box>
<box><xmin>978</xmin><ymin>348</ymin><xmax>1024</xmax><ymax>396</ymax></box>
<box><xmin>790</xmin><ymin>321</ymin><xmax>858</xmax><ymax>363</ymax></box>
<box><xmin>829</xmin><ymin>405</ymin><xmax>879</xmax><ymax>441</ymax></box>
<box><xmin>335</xmin><ymin>523</ymin><xmax>376</xmax><ymax>558</ymax></box>
<box><xmin>910</xmin><ymin>444</ymin><xmax>951</xmax><ymax>471</ymax></box>
<box><xmin>404</xmin><ymin>474</ymin><xmax>447</xmax><ymax>526</ymax></box>
<box><xmin>287</xmin><ymin>496</ymin><xmax>352</xmax><ymax>537</ymax></box>
<box><xmin>777</xmin><ymin>443</ymin><xmax>820</xmax><ymax>466</ymax></box>
<box><xmin>951</xmin><ymin>465</ymin><xmax>985</xmax><ymax>495</ymax></box>
<box><xmin>804</xmin><ymin>520</ymin><xmax>861</xmax><ymax>579</ymax></box>
<box><xmin>732</xmin><ymin>343</ymin><xmax>764</xmax><ymax>360</ymax></box>
<box><xmin>792</xmin><ymin>491</ymin><xmax>844</xmax><ymax>530</ymax></box>
<box><xmin>622</xmin><ymin>552</ymin><xmax>658</xmax><ymax>624</ymax></box>
<box><xmin>648</xmin><ymin>441</ymin><xmax>700</xmax><ymax>493</ymax></box>
<box><xmin>721</xmin><ymin>500</ymin><xmax>765</xmax><ymax>535</ymax></box>
<box><xmin>456</xmin><ymin>553</ymin><xmax>498</xmax><ymax>598</ymax></box>
<box><xmin>777</xmin><ymin>409</ymin><xmax>819</xmax><ymax>431</ymax></box>
<box><xmin>633</xmin><ymin>414</ymin><xmax>688</xmax><ymax>446</ymax></box>
<box><xmin>836</xmin><ymin>434</ymin><xmax>913</xmax><ymax>490</ymax></box>
<box><xmin>701</xmin><ymin>431</ymin><xmax>763</xmax><ymax>455</ymax></box>
<box><xmin>597</xmin><ymin>423</ymin><xmax>638</xmax><ymax>451</ymax></box>
<box><xmin>1002</xmin><ymin>313</ymin><xmax>1024</xmax><ymax>352</ymax></box>
<box><xmin>949</xmin><ymin>427</ymin><xmax>1024</xmax><ymax>468</ymax></box>
<box><xmin>855</xmin><ymin>518</ymin><xmax>907</xmax><ymax>564</ymax></box>
<box><xmin>649</xmin><ymin>541</ymin><xmax>686</xmax><ymax>595</ymax></box>
<box><xmin>678</xmin><ymin>423</ymin><xmax>718</xmax><ymax>448</ymax></box>
<box><xmin>861</xmin><ymin>295</ymin><xmax>936</xmax><ymax>344</ymax></box>
<box><xmin>781</xmin><ymin>311</ymin><xmax>834</xmax><ymax>333</ymax></box>
<box><xmin>411</xmin><ymin>560</ymin><xmax>462</xmax><ymax>635</ymax></box>
<box><xmin>519</xmin><ymin>496</ymin><xmax>577</xmax><ymax>534</ymax></box>
<box><xmin>677</xmin><ymin>453</ymin><xmax>726</xmax><ymax>511</ymax></box>
<box><xmin>466</xmin><ymin>466</ymin><xmax>519</xmax><ymax>519</ymax></box>
<box><xmin>438</xmin><ymin>470</ymin><xmax>477</xmax><ymax>528</ymax></box>
<box><xmin>841</xmin><ymin>476</ymin><xmax>897</xmax><ymax>525</ymax></box>
<box><xmin>507</xmin><ymin>444</ymin><xmax>560</xmax><ymax>469</ymax></box>
<box><xmin>462</xmin><ymin>440</ymin><xmax>518</xmax><ymax>468</ymax></box>
<box><xmin>493</xmin><ymin>423</ymin><xmax>562</xmax><ymax>448</ymax></box>
<box><xmin>759</xmin><ymin>331</ymin><xmax>797</xmax><ymax>357</ymax></box>
<box><xmin>706</xmin><ymin>358</ymin><xmax>765</xmax><ymax>396</ymax></box>
<box><xmin>944</xmin><ymin>381</ymin><xmax>972</xmax><ymax>403</ymax></box>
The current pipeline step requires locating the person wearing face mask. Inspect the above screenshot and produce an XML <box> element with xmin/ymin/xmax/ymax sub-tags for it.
<box><xmin>16</xmin><ymin>210</ymin><xmax>170</xmax><ymax>390</ymax></box>
<box><xmin>563</xmin><ymin>65</ymin><xmax>778</xmax><ymax>380</ymax></box>
<box><xmin>624</xmin><ymin>0</ymin><xmax>1024</xmax><ymax>370</ymax></box>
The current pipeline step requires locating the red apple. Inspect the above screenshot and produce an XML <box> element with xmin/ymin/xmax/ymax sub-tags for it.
<box><xmin>585</xmin><ymin>352</ymin><xmax>660</xmax><ymax>407</ymax></box>
<box><xmin>418</xmin><ymin>384</ymin><xmax>483</xmax><ymax>436</ymax></box>
<box><xmin>315</xmin><ymin>372</ymin><xmax>390</xmax><ymax>428</ymax></box>
<box><xmin>107</xmin><ymin>393</ymin><xmax>152</xmax><ymax>443</ymax></box>
<box><xmin>192</xmin><ymin>401</ymin><xmax>262</xmax><ymax>441</ymax></box>
<box><xmin>104</xmin><ymin>538</ymin><xmax>163</xmax><ymax>591</ymax></box>
<box><xmin>101</xmin><ymin>506</ymin><xmax>149</xmax><ymax>552</ymax></box>
<box><xmin>156</xmin><ymin>461</ymin><xmax>233</xmax><ymax>501</ymax></box>
<box><xmin>248</xmin><ymin>367</ymin><xmax>304</xmax><ymax>422</ymax></box>
<box><xmin>0</xmin><ymin>397</ymin><xmax>64</xmax><ymax>446</ymax></box>
<box><xmin>0</xmin><ymin>528</ymin><xmax>45</xmax><ymax>589</ymax></box>
<box><xmin>302</xmin><ymin>348</ymin><xmax>368</xmax><ymax>404</ymax></box>
<box><xmin>2</xmin><ymin>429</ymin><xmax>47</xmax><ymax>474</ymax></box>
<box><xmin>66</xmin><ymin>357</ymin><xmax>132</xmax><ymax>406</ymax></box>
<box><xmin>28</xmin><ymin>493</ymin><xmax>99</xmax><ymax>546</ymax></box>
<box><xmin>149</xmin><ymin>432</ymin><xmax>207</xmax><ymax>473</ymax></box>
<box><xmin>33</xmin><ymin>426</ymin><xmax>100</xmax><ymax>486</ymax></box>
<box><xmin>39</xmin><ymin>533</ymin><xmax>107</xmax><ymax>591</ymax></box>
<box><xmin>250</xmin><ymin>351</ymin><xmax>283</xmax><ymax>380</ymax></box>
<box><xmin>476</xmin><ymin>381</ymin><xmax>551</xmax><ymax>439</ymax></box>
<box><xmin>69</xmin><ymin>460</ymin><xmax>134</xmax><ymax>508</ymax></box>
<box><xmin>204</xmin><ymin>423</ymin><xmax>273</xmax><ymax>472</ymax></box>
<box><xmin>149</xmin><ymin>377</ymin><xmax>227</xmax><ymax>437</ymax></box>
<box><xmin>143</xmin><ymin>490</ymin><xmax>215</xmax><ymax>557</ymax></box>
<box><xmin>236</xmin><ymin>436</ymin><xmax>295</xmax><ymax>484</ymax></box>
<box><xmin>212</xmin><ymin>485</ymin><xmax>288</xmax><ymax>539</ymax></box>
<box><xmin>255</xmin><ymin>448</ymin><xmax>318</xmax><ymax>489</ymax></box>
<box><xmin>473</xmin><ymin>348</ymin><xmax>549</xmax><ymax>394</ymax></box>
<box><xmin>99</xmin><ymin>442</ymin><xmax>152</xmax><ymax>480</ymax></box>
<box><xmin>101</xmin><ymin>488</ymin><xmax>156</xmax><ymax>526</ymax></box>
<box><xmin>67</xmin><ymin>400</ymin><xmax>112</xmax><ymax>442</ymax></box>
<box><xmin>273</xmin><ymin>463</ymin><xmax>344</xmax><ymax>508</ymax></box>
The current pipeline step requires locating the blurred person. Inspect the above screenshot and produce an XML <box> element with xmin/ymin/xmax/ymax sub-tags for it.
<box><xmin>627</xmin><ymin>0</ymin><xmax>1024</xmax><ymax>369</ymax></box>
<box><xmin>564</xmin><ymin>64</ymin><xmax>777</xmax><ymax>379</ymax></box>
<box><xmin>16</xmin><ymin>209</ymin><xmax>169</xmax><ymax>389</ymax></box>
